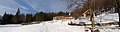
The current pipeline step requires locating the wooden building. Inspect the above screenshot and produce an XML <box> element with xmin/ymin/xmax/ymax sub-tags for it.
<box><xmin>53</xmin><ymin>16</ymin><xmax>75</xmax><ymax>20</ymax></box>
<box><xmin>81</xmin><ymin>10</ymin><xmax>91</xmax><ymax>19</ymax></box>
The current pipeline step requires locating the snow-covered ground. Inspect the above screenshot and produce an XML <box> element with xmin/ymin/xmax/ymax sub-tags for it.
<box><xmin>72</xmin><ymin>13</ymin><xmax>119</xmax><ymax>24</ymax></box>
<box><xmin>0</xmin><ymin>21</ymin><xmax>85</xmax><ymax>32</ymax></box>
<box><xmin>0</xmin><ymin>13</ymin><xmax>120</xmax><ymax>32</ymax></box>
<box><xmin>95</xmin><ymin>13</ymin><xmax>119</xmax><ymax>22</ymax></box>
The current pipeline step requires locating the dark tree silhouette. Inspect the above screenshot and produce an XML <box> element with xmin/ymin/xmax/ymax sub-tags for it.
<box><xmin>1</xmin><ymin>12</ymin><xmax>13</xmax><ymax>24</ymax></box>
<box><xmin>12</xmin><ymin>8</ymin><xmax>21</xmax><ymax>24</ymax></box>
<box><xmin>25</xmin><ymin>14</ymin><xmax>33</xmax><ymax>23</ymax></box>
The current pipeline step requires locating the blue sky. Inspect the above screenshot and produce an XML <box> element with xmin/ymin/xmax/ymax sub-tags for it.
<box><xmin>0</xmin><ymin>0</ymin><xmax>68</xmax><ymax>15</ymax></box>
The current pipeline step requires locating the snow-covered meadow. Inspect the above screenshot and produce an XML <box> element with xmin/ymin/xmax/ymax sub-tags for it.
<box><xmin>0</xmin><ymin>20</ymin><xmax>85</xmax><ymax>32</ymax></box>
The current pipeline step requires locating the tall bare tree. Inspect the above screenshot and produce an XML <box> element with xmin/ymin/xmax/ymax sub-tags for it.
<box><xmin>115</xmin><ymin>0</ymin><xmax>120</xmax><ymax>27</ymax></box>
<box><xmin>65</xmin><ymin>0</ymin><xmax>117</xmax><ymax>32</ymax></box>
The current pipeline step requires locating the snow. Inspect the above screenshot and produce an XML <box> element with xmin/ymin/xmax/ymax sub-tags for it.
<box><xmin>71</xmin><ymin>13</ymin><xmax>119</xmax><ymax>24</ymax></box>
<box><xmin>71</xmin><ymin>17</ymin><xmax>92</xmax><ymax>24</ymax></box>
<box><xmin>0</xmin><ymin>13</ymin><xmax>120</xmax><ymax>32</ymax></box>
<box><xmin>0</xmin><ymin>21</ymin><xmax>85</xmax><ymax>32</ymax></box>
<box><xmin>96</xmin><ymin>13</ymin><xmax>119</xmax><ymax>22</ymax></box>
<box><xmin>0</xmin><ymin>24</ymin><xmax>22</xmax><ymax>28</ymax></box>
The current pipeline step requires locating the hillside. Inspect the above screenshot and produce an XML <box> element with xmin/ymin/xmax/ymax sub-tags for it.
<box><xmin>71</xmin><ymin>0</ymin><xmax>116</xmax><ymax>18</ymax></box>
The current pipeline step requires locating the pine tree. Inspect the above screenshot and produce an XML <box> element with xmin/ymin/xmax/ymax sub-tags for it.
<box><xmin>34</xmin><ymin>12</ymin><xmax>39</xmax><ymax>21</ymax></box>
<box><xmin>16</xmin><ymin>8</ymin><xmax>20</xmax><ymax>15</ymax></box>
<box><xmin>34</xmin><ymin>12</ymin><xmax>46</xmax><ymax>21</ymax></box>
<box><xmin>57</xmin><ymin>11</ymin><xmax>66</xmax><ymax>16</ymax></box>
<box><xmin>8</xmin><ymin>14</ymin><xmax>14</xmax><ymax>24</ymax></box>
<box><xmin>25</xmin><ymin>14</ymin><xmax>33</xmax><ymax>23</ymax></box>
<box><xmin>38</xmin><ymin>12</ymin><xmax>45</xmax><ymax>21</ymax></box>
<box><xmin>1</xmin><ymin>12</ymin><xmax>7</xmax><ymax>24</ymax></box>
<box><xmin>12</xmin><ymin>8</ymin><xmax>21</xmax><ymax>24</ymax></box>
<box><xmin>1</xmin><ymin>12</ymin><xmax>13</xmax><ymax>24</ymax></box>
<box><xmin>21</xmin><ymin>14</ymin><xmax>25</xmax><ymax>23</ymax></box>
<box><xmin>44</xmin><ymin>13</ymin><xmax>53</xmax><ymax>21</ymax></box>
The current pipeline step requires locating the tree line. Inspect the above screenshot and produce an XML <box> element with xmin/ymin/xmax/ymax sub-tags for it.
<box><xmin>0</xmin><ymin>8</ymin><xmax>69</xmax><ymax>25</ymax></box>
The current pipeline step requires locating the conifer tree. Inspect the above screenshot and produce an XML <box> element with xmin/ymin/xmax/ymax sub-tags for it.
<box><xmin>25</xmin><ymin>14</ymin><xmax>33</xmax><ymax>23</ymax></box>
<box><xmin>21</xmin><ymin>14</ymin><xmax>25</xmax><ymax>23</ymax></box>
<box><xmin>34</xmin><ymin>12</ymin><xmax>46</xmax><ymax>21</ymax></box>
<box><xmin>34</xmin><ymin>12</ymin><xmax>39</xmax><ymax>21</ymax></box>
<box><xmin>57</xmin><ymin>11</ymin><xmax>66</xmax><ymax>16</ymax></box>
<box><xmin>2</xmin><ymin>12</ymin><xmax>7</xmax><ymax>24</ymax></box>
<box><xmin>12</xmin><ymin>8</ymin><xmax>21</xmax><ymax>24</ymax></box>
<box><xmin>2</xmin><ymin>12</ymin><xmax>13</xmax><ymax>24</ymax></box>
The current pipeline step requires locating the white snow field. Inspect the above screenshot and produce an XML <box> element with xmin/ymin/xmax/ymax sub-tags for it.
<box><xmin>0</xmin><ymin>13</ymin><xmax>120</xmax><ymax>32</ymax></box>
<box><xmin>0</xmin><ymin>20</ymin><xmax>85</xmax><ymax>32</ymax></box>
<box><xmin>71</xmin><ymin>13</ymin><xmax>119</xmax><ymax>25</ymax></box>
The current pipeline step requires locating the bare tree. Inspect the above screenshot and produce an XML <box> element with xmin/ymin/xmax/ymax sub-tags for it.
<box><xmin>115</xmin><ymin>0</ymin><xmax>120</xmax><ymax>27</ymax></box>
<box><xmin>64</xmin><ymin>0</ymin><xmax>118</xmax><ymax>32</ymax></box>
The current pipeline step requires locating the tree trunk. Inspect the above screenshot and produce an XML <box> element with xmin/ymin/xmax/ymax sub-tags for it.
<box><xmin>118</xmin><ymin>8</ymin><xmax>120</xmax><ymax>27</ymax></box>
<box><xmin>90</xmin><ymin>12</ymin><xmax>95</xmax><ymax>32</ymax></box>
<box><xmin>115</xmin><ymin>0</ymin><xmax>120</xmax><ymax>27</ymax></box>
<box><xmin>119</xmin><ymin>11</ymin><xmax>120</xmax><ymax>27</ymax></box>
